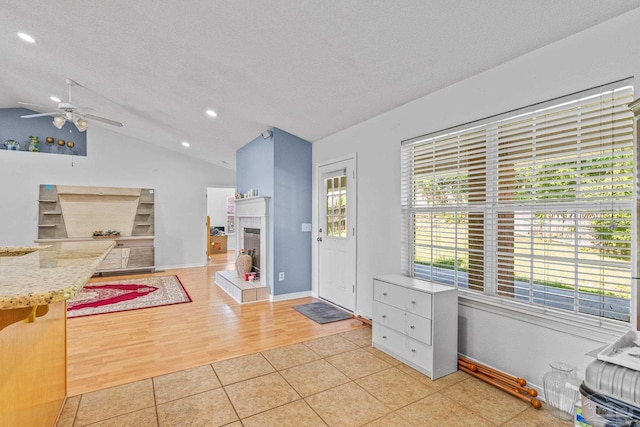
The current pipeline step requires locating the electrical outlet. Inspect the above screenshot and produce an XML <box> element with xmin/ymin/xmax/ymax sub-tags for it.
<box><xmin>279</xmin><ymin>272</ymin><xmax>285</xmax><ymax>281</ymax></box>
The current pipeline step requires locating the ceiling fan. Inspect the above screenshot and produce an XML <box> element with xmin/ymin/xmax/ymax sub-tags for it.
<box><xmin>20</xmin><ymin>79</ymin><xmax>123</xmax><ymax>132</ymax></box>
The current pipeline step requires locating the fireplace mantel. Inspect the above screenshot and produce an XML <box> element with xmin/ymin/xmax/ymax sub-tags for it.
<box><xmin>235</xmin><ymin>196</ymin><xmax>270</xmax><ymax>217</ymax></box>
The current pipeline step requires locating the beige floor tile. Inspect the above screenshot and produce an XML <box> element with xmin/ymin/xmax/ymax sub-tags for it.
<box><xmin>365</xmin><ymin>347</ymin><xmax>403</xmax><ymax>366</ymax></box>
<box><xmin>303</xmin><ymin>334</ymin><xmax>359</xmax><ymax>357</ymax></box>
<box><xmin>395</xmin><ymin>393</ymin><xmax>495</xmax><ymax>427</ymax></box>
<box><xmin>305</xmin><ymin>382</ymin><xmax>390</xmax><ymax>427</ymax></box>
<box><xmin>261</xmin><ymin>343</ymin><xmax>321</xmax><ymax>370</ymax></box>
<box><xmin>396</xmin><ymin>364</ymin><xmax>469</xmax><ymax>390</ymax></box>
<box><xmin>356</xmin><ymin>367</ymin><xmax>433</xmax><ymax>409</ymax></box>
<box><xmin>340</xmin><ymin>327</ymin><xmax>372</xmax><ymax>347</ymax></box>
<box><xmin>212</xmin><ymin>352</ymin><xmax>275</xmax><ymax>385</ymax></box>
<box><xmin>242</xmin><ymin>399</ymin><xmax>327</xmax><ymax>427</ymax></box>
<box><xmin>224</xmin><ymin>372</ymin><xmax>300</xmax><ymax>418</ymax></box>
<box><xmin>156</xmin><ymin>388</ymin><xmax>238</xmax><ymax>427</ymax></box>
<box><xmin>280</xmin><ymin>359</ymin><xmax>351</xmax><ymax>397</ymax></box>
<box><xmin>363</xmin><ymin>412</ymin><xmax>414</xmax><ymax>427</ymax></box>
<box><xmin>327</xmin><ymin>348</ymin><xmax>392</xmax><ymax>380</ymax></box>
<box><xmin>221</xmin><ymin>422</ymin><xmax>243</xmax><ymax>427</ymax></box>
<box><xmin>153</xmin><ymin>364</ymin><xmax>221</xmax><ymax>404</ymax></box>
<box><xmin>442</xmin><ymin>377</ymin><xmax>529</xmax><ymax>425</ymax></box>
<box><xmin>75</xmin><ymin>379</ymin><xmax>155</xmax><ymax>426</ymax></box>
<box><xmin>86</xmin><ymin>407</ymin><xmax>158</xmax><ymax>427</ymax></box>
<box><xmin>56</xmin><ymin>395</ymin><xmax>81</xmax><ymax>427</ymax></box>
<box><xmin>501</xmin><ymin>405</ymin><xmax>574</xmax><ymax>426</ymax></box>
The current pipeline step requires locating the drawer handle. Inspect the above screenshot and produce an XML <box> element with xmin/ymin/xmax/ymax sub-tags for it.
<box><xmin>382</xmin><ymin>292</ymin><xmax>387</xmax><ymax>296</ymax></box>
<box><xmin>382</xmin><ymin>314</ymin><xmax>386</xmax><ymax>318</ymax></box>
<box><xmin>411</xmin><ymin>300</ymin><xmax>416</xmax><ymax>304</ymax></box>
<box><xmin>409</xmin><ymin>325</ymin><xmax>415</xmax><ymax>329</ymax></box>
<box><xmin>411</xmin><ymin>348</ymin><xmax>416</xmax><ymax>353</ymax></box>
<box><xmin>382</xmin><ymin>335</ymin><xmax>387</xmax><ymax>339</ymax></box>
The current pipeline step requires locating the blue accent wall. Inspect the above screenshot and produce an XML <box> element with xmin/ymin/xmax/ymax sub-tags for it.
<box><xmin>236</xmin><ymin>127</ymin><xmax>312</xmax><ymax>296</ymax></box>
<box><xmin>0</xmin><ymin>108</ymin><xmax>87</xmax><ymax>155</ymax></box>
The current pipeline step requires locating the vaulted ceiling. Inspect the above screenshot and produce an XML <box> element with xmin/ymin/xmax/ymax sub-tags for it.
<box><xmin>1</xmin><ymin>1</ymin><xmax>639</xmax><ymax>169</ymax></box>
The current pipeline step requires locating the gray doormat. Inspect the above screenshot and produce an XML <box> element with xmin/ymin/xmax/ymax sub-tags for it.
<box><xmin>292</xmin><ymin>301</ymin><xmax>352</xmax><ymax>324</ymax></box>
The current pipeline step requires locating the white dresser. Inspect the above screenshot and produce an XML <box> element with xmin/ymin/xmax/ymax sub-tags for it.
<box><xmin>372</xmin><ymin>274</ymin><xmax>458</xmax><ymax>379</ymax></box>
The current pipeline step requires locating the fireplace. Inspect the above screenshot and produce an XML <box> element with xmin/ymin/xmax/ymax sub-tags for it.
<box><xmin>243</xmin><ymin>228</ymin><xmax>260</xmax><ymax>277</ymax></box>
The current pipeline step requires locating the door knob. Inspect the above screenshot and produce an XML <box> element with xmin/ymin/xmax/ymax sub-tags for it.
<box><xmin>317</xmin><ymin>237</ymin><xmax>323</xmax><ymax>242</ymax></box>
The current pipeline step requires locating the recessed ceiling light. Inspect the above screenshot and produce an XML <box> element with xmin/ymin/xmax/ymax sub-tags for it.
<box><xmin>50</xmin><ymin>96</ymin><xmax>61</xmax><ymax>103</ymax></box>
<box><xmin>17</xmin><ymin>32</ymin><xmax>36</xmax><ymax>43</ymax></box>
<box><xmin>181</xmin><ymin>141</ymin><xmax>190</xmax><ymax>148</ymax></box>
<box><xmin>206</xmin><ymin>109</ymin><xmax>218</xmax><ymax>118</ymax></box>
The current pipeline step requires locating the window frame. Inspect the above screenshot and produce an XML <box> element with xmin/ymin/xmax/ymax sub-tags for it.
<box><xmin>401</xmin><ymin>79</ymin><xmax>636</xmax><ymax>335</ymax></box>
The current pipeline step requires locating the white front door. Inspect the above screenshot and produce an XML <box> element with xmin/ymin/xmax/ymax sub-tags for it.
<box><xmin>317</xmin><ymin>156</ymin><xmax>356</xmax><ymax>312</ymax></box>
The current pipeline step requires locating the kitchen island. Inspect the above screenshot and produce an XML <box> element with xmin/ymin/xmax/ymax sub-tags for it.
<box><xmin>0</xmin><ymin>241</ymin><xmax>114</xmax><ymax>427</ymax></box>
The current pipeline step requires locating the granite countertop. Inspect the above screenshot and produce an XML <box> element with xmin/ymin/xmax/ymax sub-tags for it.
<box><xmin>0</xmin><ymin>241</ymin><xmax>115</xmax><ymax>310</ymax></box>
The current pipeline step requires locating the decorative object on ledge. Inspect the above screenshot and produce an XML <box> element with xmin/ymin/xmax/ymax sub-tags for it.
<box><xmin>28</xmin><ymin>135</ymin><xmax>39</xmax><ymax>152</ymax></box>
<box><xmin>92</xmin><ymin>230</ymin><xmax>120</xmax><ymax>238</ymax></box>
<box><xmin>46</xmin><ymin>136</ymin><xmax>54</xmax><ymax>144</ymax></box>
<box><xmin>3</xmin><ymin>139</ymin><xmax>20</xmax><ymax>150</ymax></box>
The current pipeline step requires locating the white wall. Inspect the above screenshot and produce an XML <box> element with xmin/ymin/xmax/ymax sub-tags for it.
<box><xmin>0</xmin><ymin>125</ymin><xmax>235</xmax><ymax>269</ymax></box>
<box><xmin>312</xmin><ymin>9</ymin><xmax>640</xmax><ymax>389</ymax></box>
<box><xmin>207</xmin><ymin>187</ymin><xmax>236</xmax><ymax>250</ymax></box>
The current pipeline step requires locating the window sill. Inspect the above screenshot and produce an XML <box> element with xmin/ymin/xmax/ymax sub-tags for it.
<box><xmin>457</xmin><ymin>289</ymin><xmax>630</xmax><ymax>343</ymax></box>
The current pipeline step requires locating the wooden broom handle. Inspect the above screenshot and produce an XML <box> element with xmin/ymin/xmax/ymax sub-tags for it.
<box><xmin>459</xmin><ymin>357</ymin><xmax>527</xmax><ymax>386</ymax></box>
<box><xmin>458</xmin><ymin>359</ymin><xmax>537</xmax><ymax>397</ymax></box>
<box><xmin>459</xmin><ymin>365</ymin><xmax>542</xmax><ymax>409</ymax></box>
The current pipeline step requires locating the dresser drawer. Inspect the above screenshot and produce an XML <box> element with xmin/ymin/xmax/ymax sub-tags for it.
<box><xmin>405</xmin><ymin>312</ymin><xmax>432</xmax><ymax>345</ymax></box>
<box><xmin>406</xmin><ymin>289</ymin><xmax>432</xmax><ymax>318</ymax></box>
<box><xmin>373</xmin><ymin>324</ymin><xmax>406</xmax><ymax>354</ymax></box>
<box><xmin>374</xmin><ymin>280</ymin><xmax>409</xmax><ymax>309</ymax></box>
<box><xmin>373</xmin><ymin>301</ymin><xmax>405</xmax><ymax>331</ymax></box>
<box><xmin>404</xmin><ymin>336</ymin><xmax>434</xmax><ymax>373</ymax></box>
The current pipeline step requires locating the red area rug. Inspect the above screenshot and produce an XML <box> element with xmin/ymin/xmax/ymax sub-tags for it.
<box><xmin>67</xmin><ymin>275</ymin><xmax>191</xmax><ymax>318</ymax></box>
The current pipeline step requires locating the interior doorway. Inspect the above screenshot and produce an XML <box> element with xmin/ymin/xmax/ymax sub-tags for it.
<box><xmin>206</xmin><ymin>187</ymin><xmax>236</xmax><ymax>261</ymax></box>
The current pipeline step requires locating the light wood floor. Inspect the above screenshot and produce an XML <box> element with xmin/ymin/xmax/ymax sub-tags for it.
<box><xmin>67</xmin><ymin>252</ymin><xmax>366</xmax><ymax>396</ymax></box>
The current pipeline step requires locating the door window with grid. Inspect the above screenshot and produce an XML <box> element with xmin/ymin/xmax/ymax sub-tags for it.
<box><xmin>325</xmin><ymin>172</ymin><xmax>347</xmax><ymax>238</ymax></box>
<box><xmin>401</xmin><ymin>81</ymin><xmax>635</xmax><ymax>323</ymax></box>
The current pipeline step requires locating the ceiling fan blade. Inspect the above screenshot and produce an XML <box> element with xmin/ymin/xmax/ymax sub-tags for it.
<box><xmin>18</xmin><ymin>101</ymin><xmax>47</xmax><ymax>108</ymax></box>
<box><xmin>21</xmin><ymin>112</ymin><xmax>60</xmax><ymax>118</ymax></box>
<box><xmin>83</xmin><ymin>113</ymin><xmax>123</xmax><ymax>127</ymax></box>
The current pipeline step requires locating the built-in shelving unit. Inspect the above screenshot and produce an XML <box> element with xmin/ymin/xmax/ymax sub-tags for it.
<box><xmin>36</xmin><ymin>185</ymin><xmax>155</xmax><ymax>274</ymax></box>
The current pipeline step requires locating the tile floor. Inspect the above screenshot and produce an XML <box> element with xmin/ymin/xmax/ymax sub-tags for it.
<box><xmin>57</xmin><ymin>327</ymin><xmax>572</xmax><ymax>426</ymax></box>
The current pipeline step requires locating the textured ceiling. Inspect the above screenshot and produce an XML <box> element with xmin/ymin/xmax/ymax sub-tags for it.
<box><xmin>1</xmin><ymin>1</ymin><xmax>639</xmax><ymax>169</ymax></box>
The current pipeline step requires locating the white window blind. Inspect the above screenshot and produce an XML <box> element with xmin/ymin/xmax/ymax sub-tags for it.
<box><xmin>401</xmin><ymin>81</ymin><xmax>635</xmax><ymax>322</ymax></box>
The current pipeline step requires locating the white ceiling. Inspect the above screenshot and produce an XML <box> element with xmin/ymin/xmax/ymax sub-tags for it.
<box><xmin>1</xmin><ymin>1</ymin><xmax>639</xmax><ymax>169</ymax></box>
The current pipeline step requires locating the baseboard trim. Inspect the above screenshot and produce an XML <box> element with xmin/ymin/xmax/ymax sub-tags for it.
<box><xmin>270</xmin><ymin>291</ymin><xmax>313</xmax><ymax>302</ymax></box>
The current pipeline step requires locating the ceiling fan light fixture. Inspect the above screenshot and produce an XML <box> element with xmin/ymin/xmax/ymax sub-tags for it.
<box><xmin>52</xmin><ymin>116</ymin><xmax>66</xmax><ymax>129</ymax></box>
<box><xmin>74</xmin><ymin>117</ymin><xmax>88</xmax><ymax>132</ymax></box>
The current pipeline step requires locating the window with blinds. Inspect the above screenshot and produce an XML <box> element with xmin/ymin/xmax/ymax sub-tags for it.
<box><xmin>401</xmin><ymin>81</ymin><xmax>635</xmax><ymax>322</ymax></box>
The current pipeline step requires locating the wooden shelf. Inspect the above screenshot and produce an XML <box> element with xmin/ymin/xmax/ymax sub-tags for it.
<box><xmin>43</xmin><ymin>212</ymin><xmax>61</xmax><ymax>215</ymax></box>
<box><xmin>38</xmin><ymin>224</ymin><xmax>56</xmax><ymax>228</ymax></box>
<box><xmin>38</xmin><ymin>199</ymin><xmax>57</xmax><ymax>203</ymax></box>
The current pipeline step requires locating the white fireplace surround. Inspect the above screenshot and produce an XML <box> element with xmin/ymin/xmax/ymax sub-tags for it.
<box><xmin>235</xmin><ymin>196</ymin><xmax>270</xmax><ymax>289</ymax></box>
